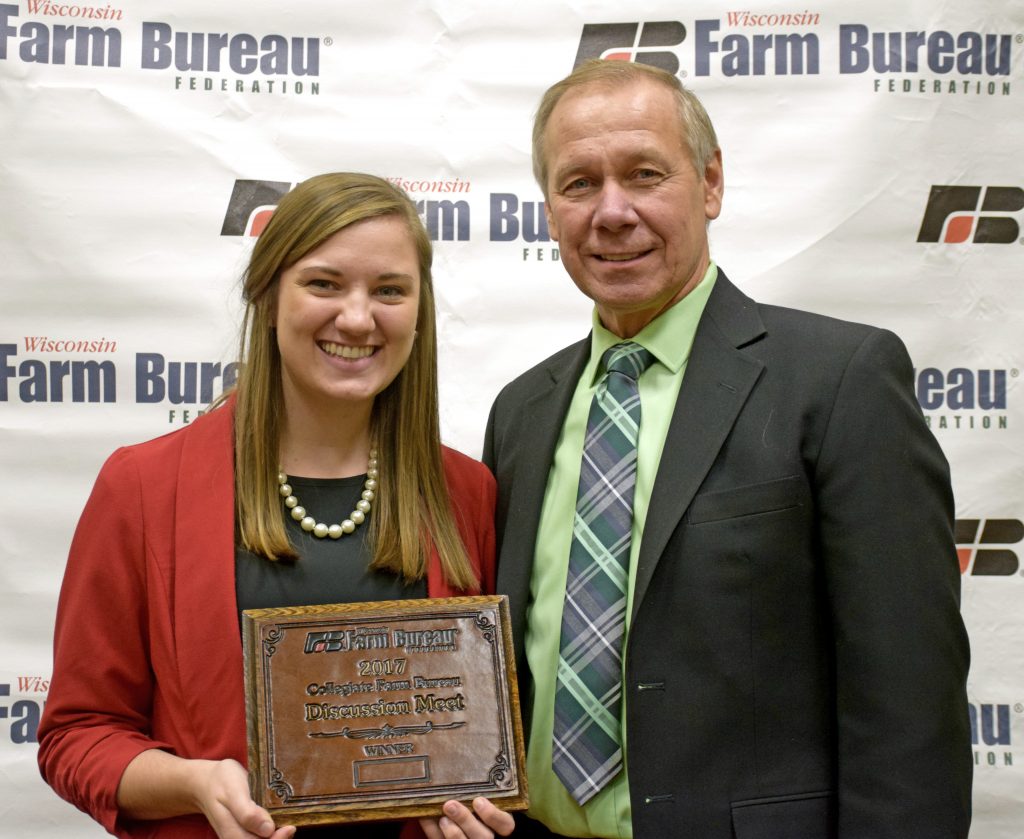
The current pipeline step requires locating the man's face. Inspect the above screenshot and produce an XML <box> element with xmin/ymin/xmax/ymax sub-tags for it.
<box><xmin>542</xmin><ymin>79</ymin><xmax>723</xmax><ymax>338</ymax></box>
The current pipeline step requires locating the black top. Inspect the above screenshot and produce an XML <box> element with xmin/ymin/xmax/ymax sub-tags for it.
<box><xmin>235</xmin><ymin>474</ymin><xmax>427</xmax><ymax>837</ymax></box>
<box><xmin>236</xmin><ymin>474</ymin><xmax>426</xmax><ymax>614</ymax></box>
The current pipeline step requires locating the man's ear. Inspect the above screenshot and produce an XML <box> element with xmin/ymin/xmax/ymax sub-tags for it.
<box><xmin>703</xmin><ymin>149</ymin><xmax>724</xmax><ymax>221</ymax></box>
<box><xmin>545</xmin><ymin>199</ymin><xmax>560</xmax><ymax>242</ymax></box>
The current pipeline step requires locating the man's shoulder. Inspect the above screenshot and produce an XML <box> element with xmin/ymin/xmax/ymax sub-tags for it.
<box><xmin>705</xmin><ymin>274</ymin><xmax>912</xmax><ymax>379</ymax></box>
<box><xmin>714</xmin><ymin>272</ymin><xmax>880</xmax><ymax>342</ymax></box>
<box><xmin>757</xmin><ymin>302</ymin><xmax>909</xmax><ymax>368</ymax></box>
<box><xmin>759</xmin><ymin>301</ymin><xmax>879</xmax><ymax>340</ymax></box>
<box><xmin>760</xmin><ymin>313</ymin><xmax>915</xmax><ymax>400</ymax></box>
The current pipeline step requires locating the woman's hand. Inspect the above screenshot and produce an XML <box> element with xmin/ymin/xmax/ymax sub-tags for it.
<box><xmin>191</xmin><ymin>759</ymin><xmax>296</xmax><ymax>839</ymax></box>
<box><xmin>419</xmin><ymin>797</ymin><xmax>515</xmax><ymax>839</ymax></box>
<box><xmin>117</xmin><ymin>750</ymin><xmax>295</xmax><ymax>839</ymax></box>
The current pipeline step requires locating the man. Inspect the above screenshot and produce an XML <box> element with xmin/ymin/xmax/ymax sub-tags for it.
<box><xmin>483</xmin><ymin>60</ymin><xmax>971</xmax><ymax>838</ymax></box>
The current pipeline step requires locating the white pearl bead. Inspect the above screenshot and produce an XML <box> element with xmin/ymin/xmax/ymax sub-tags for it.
<box><xmin>278</xmin><ymin>452</ymin><xmax>378</xmax><ymax>540</ymax></box>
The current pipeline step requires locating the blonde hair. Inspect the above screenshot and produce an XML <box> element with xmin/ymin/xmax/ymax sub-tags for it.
<box><xmin>231</xmin><ymin>172</ymin><xmax>475</xmax><ymax>589</ymax></box>
<box><xmin>532</xmin><ymin>59</ymin><xmax>719</xmax><ymax>197</ymax></box>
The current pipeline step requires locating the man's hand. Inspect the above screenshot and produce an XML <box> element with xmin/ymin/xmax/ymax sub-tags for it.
<box><xmin>419</xmin><ymin>797</ymin><xmax>515</xmax><ymax>839</ymax></box>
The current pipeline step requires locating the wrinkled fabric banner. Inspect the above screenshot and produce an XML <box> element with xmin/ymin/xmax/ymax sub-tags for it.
<box><xmin>1</xmin><ymin>1</ymin><xmax>1020</xmax><ymax>835</ymax></box>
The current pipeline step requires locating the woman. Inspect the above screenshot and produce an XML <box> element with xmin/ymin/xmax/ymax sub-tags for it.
<box><xmin>37</xmin><ymin>174</ymin><xmax>514</xmax><ymax>839</ymax></box>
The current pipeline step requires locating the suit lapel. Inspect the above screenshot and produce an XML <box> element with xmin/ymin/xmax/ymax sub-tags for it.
<box><xmin>497</xmin><ymin>340</ymin><xmax>589</xmax><ymax>657</ymax></box>
<box><xmin>632</xmin><ymin>274</ymin><xmax>766</xmax><ymax>618</ymax></box>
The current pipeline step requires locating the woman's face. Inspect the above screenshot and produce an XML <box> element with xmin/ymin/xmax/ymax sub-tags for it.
<box><xmin>274</xmin><ymin>215</ymin><xmax>421</xmax><ymax>416</ymax></box>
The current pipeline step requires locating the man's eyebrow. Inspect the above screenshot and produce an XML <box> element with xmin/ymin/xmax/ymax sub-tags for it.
<box><xmin>552</xmin><ymin>148</ymin><xmax>672</xmax><ymax>183</ymax></box>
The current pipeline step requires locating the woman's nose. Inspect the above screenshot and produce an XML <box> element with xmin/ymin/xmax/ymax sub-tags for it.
<box><xmin>334</xmin><ymin>293</ymin><xmax>374</xmax><ymax>335</ymax></box>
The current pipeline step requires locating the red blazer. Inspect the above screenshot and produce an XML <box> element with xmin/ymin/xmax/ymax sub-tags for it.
<box><xmin>37</xmin><ymin>403</ymin><xmax>496</xmax><ymax>837</ymax></box>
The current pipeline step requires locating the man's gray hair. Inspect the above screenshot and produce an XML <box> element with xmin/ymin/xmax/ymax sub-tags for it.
<box><xmin>532</xmin><ymin>59</ymin><xmax>719</xmax><ymax>197</ymax></box>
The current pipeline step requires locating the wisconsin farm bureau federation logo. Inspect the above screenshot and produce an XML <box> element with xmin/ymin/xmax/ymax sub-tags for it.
<box><xmin>917</xmin><ymin>186</ymin><xmax>1024</xmax><ymax>244</ymax></box>
<box><xmin>571</xmin><ymin>16</ymin><xmax>1014</xmax><ymax>97</ymax></box>
<box><xmin>219</xmin><ymin>179</ymin><xmax>477</xmax><ymax>243</ymax></box>
<box><xmin>220</xmin><ymin>179</ymin><xmax>563</xmax><ymax>262</ymax></box>
<box><xmin>0</xmin><ymin>4</ymin><xmax>322</xmax><ymax>96</ymax></box>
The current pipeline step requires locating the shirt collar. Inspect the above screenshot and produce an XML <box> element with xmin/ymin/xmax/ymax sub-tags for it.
<box><xmin>586</xmin><ymin>262</ymin><xmax>718</xmax><ymax>383</ymax></box>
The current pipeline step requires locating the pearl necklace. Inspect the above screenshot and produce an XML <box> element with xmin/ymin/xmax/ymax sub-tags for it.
<box><xmin>277</xmin><ymin>449</ymin><xmax>379</xmax><ymax>539</ymax></box>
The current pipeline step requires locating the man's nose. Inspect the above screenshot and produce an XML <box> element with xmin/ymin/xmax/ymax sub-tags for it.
<box><xmin>592</xmin><ymin>182</ymin><xmax>640</xmax><ymax>230</ymax></box>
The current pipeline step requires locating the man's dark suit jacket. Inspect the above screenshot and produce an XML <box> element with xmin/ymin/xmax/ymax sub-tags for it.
<box><xmin>483</xmin><ymin>272</ymin><xmax>971</xmax><ymax>839</ymax></box>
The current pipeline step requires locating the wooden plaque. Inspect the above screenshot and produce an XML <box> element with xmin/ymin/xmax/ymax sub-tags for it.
<box><xmin>241</xmin><ymin>595</ymin><xmax>528</xmax><ymax>827</ymax></box>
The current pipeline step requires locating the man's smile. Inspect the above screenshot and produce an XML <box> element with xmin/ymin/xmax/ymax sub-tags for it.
<box><xmin>593</xmin><ymin>249</ymin><xmax>653</xmax><ymax>263</ymax></box>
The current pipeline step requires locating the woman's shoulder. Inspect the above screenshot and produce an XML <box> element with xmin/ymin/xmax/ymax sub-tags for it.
<box><xmin>440</xmin><ymin>445</ymin><xmax>496</xmax><ymax>497</ymax></box>
<box><xmin>441</xmin><ymin>445</ymin><xmax>492</xmax><ymax>477</ymax></box>
<box><xmin>99</xmin><ymin>401</ymin><xmax>233</xmax><ymax>479</ymax></box>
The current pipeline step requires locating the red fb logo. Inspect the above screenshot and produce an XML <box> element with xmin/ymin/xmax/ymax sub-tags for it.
<box><xmin>917</xmin><ymin>186</ymin><xmax>1024</xmax><ymax>244</ymax></box>
<box><xmin>956</xmin><ymin>519</ymin><xmax>1022</xmax><ymax>575</ymax></box>
<box><xmin>573</xmin><ymin>22</ymin><xmax>686</xmax><ymax>73</ymax></box>
<box><xmin>221</xmin><ymin>179</ymin><xmax>292</xmax><ymax>237</ymax></box>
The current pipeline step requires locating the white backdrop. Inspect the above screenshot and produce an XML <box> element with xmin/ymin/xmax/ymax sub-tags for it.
<box><xmin>1</xmin><ymin>0</ymin><xmax>1021</xmax><ymax>835</ymax></box>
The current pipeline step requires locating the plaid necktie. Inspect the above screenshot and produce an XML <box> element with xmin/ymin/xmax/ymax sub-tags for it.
<box><xmin>553</xmin><ymin>341</ymin><xmax>655</xmax><ymax>805</ymax></box>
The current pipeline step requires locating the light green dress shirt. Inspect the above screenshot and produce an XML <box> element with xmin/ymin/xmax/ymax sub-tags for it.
<box><xmin>523</xmin><ymin>264</ymin><xmax>717</xmax><ymax>838</ymax></box>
